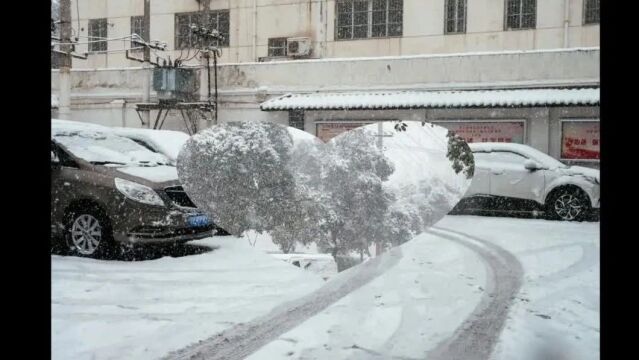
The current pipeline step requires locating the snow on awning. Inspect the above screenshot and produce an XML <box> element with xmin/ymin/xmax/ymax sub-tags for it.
<box><xmin>260</xmin><ymin>88</ymin><xmax>600</xmax><ymax>111</ymax></box>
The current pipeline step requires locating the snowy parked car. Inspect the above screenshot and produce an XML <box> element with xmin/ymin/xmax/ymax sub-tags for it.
<box><xmin>111</xmin><ymin>127</ymin><xmax>190</xmax><ymax>165</ymax></box>
<box><xmin>51</xmin><ymin>120</ymin><xmax>217</xmax><ymax>257</ymax></box>
<box><xmin>454</xmin><ymin>143</ymin><xmax>599</xmax><ymax>221</ymax></box>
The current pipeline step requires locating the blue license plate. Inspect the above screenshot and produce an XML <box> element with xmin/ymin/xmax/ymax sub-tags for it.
<box><xmin>187</xmin><ymin>214</ymin><xmax>211</xmax><ymax>228</ymax></box>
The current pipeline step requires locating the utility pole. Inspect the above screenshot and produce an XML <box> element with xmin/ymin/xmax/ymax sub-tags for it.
<box><xmin>193</xmin><ymin>1</ymin><xmax>222</xmax><ymax>127</ymax></box>
<box><xmin>141</xmin><ymin>0</ymin><xmax>151</xmax><ymax>128</ymax></box>
<box><xmin>375</xmin><ymin>122</ymin><xmax>393</xmax><ymax>257</ymax></box>
<box><xmin>58</xmin><ymin>0</ymin><xmax>72</xmax><ymax>119</ymax></box>
<box><xmin>375</xmin><ymin>121</ymin><xmax>384</xmax><ymax>257</ymax></box>
<box><xmin>199</xmin><ymin>0</ymin><xmax>213</xmax><ymax>128</ymax></box>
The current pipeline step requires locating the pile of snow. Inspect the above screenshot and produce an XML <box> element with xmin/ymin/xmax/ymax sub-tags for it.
<box><xmin>260</xmin><ymin>88</ymin><xmax>600</xmax><ymax>111</ymax></box>
<box><xmin>51</xmin><ymin>236</ymin><xmax>326</xmax><ymax>360</ymax></box>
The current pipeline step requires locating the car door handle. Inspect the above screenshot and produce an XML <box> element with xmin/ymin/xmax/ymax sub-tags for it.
<box><xmin>492</xmin><ymin>170</ymin><xmax>504</xmax><ymax>175</ymax></box>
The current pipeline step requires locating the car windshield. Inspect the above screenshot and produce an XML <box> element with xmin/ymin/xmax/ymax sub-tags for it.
<box><xmin>52</xmin><ymin>129</ymin><xmax>171</xmax><ymax>167</ymax></box>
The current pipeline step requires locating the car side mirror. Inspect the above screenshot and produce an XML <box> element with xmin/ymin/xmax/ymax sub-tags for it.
<box><xmin>51</xmin><ymin>151</ymin><xmax>60</xmax><ymax>166</ymax></box>
<box><xmin>524</xmin><ymin>159</ymin><xmax>540</xmax><ymax>171</ymax></box>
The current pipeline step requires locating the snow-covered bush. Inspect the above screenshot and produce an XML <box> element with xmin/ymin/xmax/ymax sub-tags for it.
<box><xmin>178</xmin><ymin>121</ymin><xmax>297</xmax><ymax>236</ymax></box>
<box><xmin>178</xmin><ymin>120</ymin><xmax>472</xmax><ymax>259</ymax></box>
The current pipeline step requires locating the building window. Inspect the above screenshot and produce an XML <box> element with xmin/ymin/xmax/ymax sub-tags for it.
<box><xmin>130</xmin><ymin>16</ymin><xmax>146</xmax><ymax>50</ymax></box>
<box><xmin>289</xmin><ymin>110</ymin><xmax>305</xmax><ymax>130</ymax></box>
<box><xmin>505</xmin><ymin>0</ymin><xmax>536</xmax><ymax>30</ymax></box>
<box><xmin>561</xmin><ymin>120</ymin><xmax>600</xmax><ymax>160</ymax></box>
<box><xmin>268</xmin><ymin>38</ymin><xmax>287</xmax><ymax>57</ymax></box>
<box><xmin>88</xmin><ymin>18</ymin><xmax>108</xmax><ymax>52</ymax></box>
<box><xmin>583</xmin><ymin>0</ymin><xmax>600</xmax><ymax>25</ymax></box>
<box><xmin>445</xmin><ymin>0</ymin><xmax>467</xmax><ymax>34</ymax></box>
<box><xmin>175</xmin><ymin>10</ymin><xmax>230</xmax><ymax>49</ymax></box>
<box><xmin>336</xmin><ymin>0</ymin><xmax>403</xmax><ymax>40</ymax></box>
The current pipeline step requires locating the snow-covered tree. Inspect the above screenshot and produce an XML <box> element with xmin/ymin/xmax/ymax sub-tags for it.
<box><xmin>446</xmin><ymin>130</ymin><xmax>475</xmax><ymax>179</ymax></box>
<box><xmin>314</xmin><ymin>129</ymin><xmax>395</xmax><ymax>258</ymax></box>
<box><xmin>177</xmin><ymin>121</ymin><xmax>297</xmax><ymax>236</ymax></box>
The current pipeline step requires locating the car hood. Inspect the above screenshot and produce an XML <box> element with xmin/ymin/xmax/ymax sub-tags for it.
<box><xmin>115</xmin><ymin>165</ymin><xmax>179</xmax><ymax>184</ymax></box>
<box><xmin>560</xmin><ymin>165</ymin><xmax>600</xmax><ymax>183</ymax></box>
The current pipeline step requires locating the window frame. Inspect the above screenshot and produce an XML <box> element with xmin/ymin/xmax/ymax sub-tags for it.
<box><xmin>174</xmin><ymin>10</ymin><xmax>230</xmax><ymax>50</ymax></box>
<box><xmin>88</xmin><ymin>18</ymin><xmax>108</xmax><ymax>53</ymax></box>
<box><xmin>503</xmin><ymin>0</ymin><xmax>537</xmax><ymax>31</ymax></box>
<box><xmin>444</xmin><ymin>0</ymin><xmax>467</xmax><ymax>34</ymax></box>
<box><xmin>288</xmin><ymin>110</ymin><xmax>305</xmax><ymax>131</ymax></box>
<box><xmin>335</xmin><ymin>0</ymin><xmax>403</xmax><ymax>41</ymax></box>
<box><xmin>583</xmin><ymin>0</ymin><xmax>600</xmax><ymax>25</ymax></box>
<box><xmin>268</xmin><ymin>37</ymin><xmax>288</xmax><ymax>58</ymax></box>
<box><xmin>130</xmin><ymin>16</ymin><xmax>146</xmax><ymax>51</ymax></box>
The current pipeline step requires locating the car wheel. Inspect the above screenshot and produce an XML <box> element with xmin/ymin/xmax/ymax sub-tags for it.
<box><xmin>65</xmin><ymin>206</ymin><xmax>114</xmax><ymax>258</ymax></box>
<box><xmin>546</xmin><ymin>187</ymin><xmax>591</xmax><ymax>221</ymax></box>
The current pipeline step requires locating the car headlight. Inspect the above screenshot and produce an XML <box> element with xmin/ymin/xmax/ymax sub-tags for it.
<box><xmin>114</xmin><ymin>178</ymin><xmax>165</xmax><ymax>206</ymax></box>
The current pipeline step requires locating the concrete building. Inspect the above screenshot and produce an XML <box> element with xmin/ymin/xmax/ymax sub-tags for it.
<box><xmin>67</xmin><ymin>0</ymin><xmax>599</xmax><ymax>68</ymax></box>
<box><xmin>52</xmin><ymin>0</ymin><xmax>600</xmax><ymax>167</ymax></box>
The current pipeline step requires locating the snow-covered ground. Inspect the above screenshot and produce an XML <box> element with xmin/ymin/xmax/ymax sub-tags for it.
<box><xmin>51</xmin><ymin>236</ymin><xmax>325</xmax><ymax>360</ymax></box>
<box><xmin>245</xmin><ymin>215</ymin><xmax>599</xmax><ymax>360</ymax></box>
<box><xmin>52</xmin><ymin>215</ymin><xmax>599</xmax><ymax>360</ymax></box>
<box><xmin>438</xmin><ymin>216</ymin><xmax>600</xmax><ymax>360</ymax></box>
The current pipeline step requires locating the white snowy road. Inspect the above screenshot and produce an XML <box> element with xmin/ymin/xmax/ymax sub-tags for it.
<box><xmin>244</xmin><ymin>216</ymin><xmax>599</xmax><ymax>360</ymax></box>
<box><xmin>425</xmin><ymin>227</ymin><xmax>524</xmax><ymax>360</ymax></box>
<box><xmin>52</xmin><ymin>215</ymin><xmax>599</xmax><ymax>360</ymax></box>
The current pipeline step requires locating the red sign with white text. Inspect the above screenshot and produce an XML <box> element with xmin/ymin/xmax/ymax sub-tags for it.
<box><xmin>561</xmin><ymin>121</ymin><xmax>600</xmax><ymax>160</ymax></box>
<box><xmin>434</xmin><ymin>121</ymin><xmax>525</xmax><ymax>144</ymax></box>
<box><xmin>316</xmin><ymin>122</ymin><xmax>372</xmax><ymax>142</ymax></box>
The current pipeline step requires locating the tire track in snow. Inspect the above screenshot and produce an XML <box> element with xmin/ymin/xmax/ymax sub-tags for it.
<box><xmin>163</xmin><ymin>246</ymin><xmax>403</xmax><ymax>360</ymax></box>
<box><xmin>424</xmin><ymin>227</ymin><xmax>524</xmax><ymax>360</ymax></box>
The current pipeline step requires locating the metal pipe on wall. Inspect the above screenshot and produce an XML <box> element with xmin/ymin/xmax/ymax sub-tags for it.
<box><xmin>564</xmin><ymin>0</ymin><xmax>570</xmax><ymax>48</ymax></box>
<box><xmin>253</xmin><ymin>0</ymin><xmax>258</xmax><ymax>61</ymax></box>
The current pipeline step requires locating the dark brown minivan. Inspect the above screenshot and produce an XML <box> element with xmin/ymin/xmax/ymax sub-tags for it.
<box><xmin>51</xmin><ymin>120</ymin><xmax>216</xmax><ymax>258</ymax></box>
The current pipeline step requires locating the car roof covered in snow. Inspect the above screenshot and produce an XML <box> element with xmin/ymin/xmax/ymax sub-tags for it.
<box><xmin>469</xmin><ymin>142</ymin><xmax>538</xmax><ymax>153</ymax></box>
<box><xmin>51</xmin><ymin>119</ymin><xmax>113</xmax><ymax>136</ymax></box>
<box><xmin>469</xmin><ymin>142</ymin><xmax>567</xmax><ymax>168</ymax></box>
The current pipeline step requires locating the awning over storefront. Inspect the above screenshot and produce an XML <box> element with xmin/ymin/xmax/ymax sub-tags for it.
<box><xmin>260</xmin><ymin>87</ymin><xmax>600</xmax><ymax>111</ymax></box>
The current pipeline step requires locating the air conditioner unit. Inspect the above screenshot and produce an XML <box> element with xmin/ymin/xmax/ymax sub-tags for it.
<box><xmin>287</xmin><ymin>37</ymin><xmax>311</xmax><ymax>57</ymax></box>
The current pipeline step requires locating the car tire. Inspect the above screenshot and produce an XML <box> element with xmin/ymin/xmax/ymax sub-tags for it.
<box><xmin>65</xmin><ymin>205</ymin><xmax>117</xmax><ymax>258</ymax></box>
<box><xmin>545</xmin><ymin>187</ymin><xmax>591</xmax><ymax>221</ymax></box>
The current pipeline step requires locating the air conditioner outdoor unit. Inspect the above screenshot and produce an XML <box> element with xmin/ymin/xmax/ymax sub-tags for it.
<box><xmin>287</xmin><ymin>37</ymin><xmax>311</xmax><ymax>57</ymax></box>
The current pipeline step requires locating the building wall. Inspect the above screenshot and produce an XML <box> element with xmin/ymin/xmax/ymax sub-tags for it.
<box><xmin>52</xmin><ymin>41</ymin><xmax>599</xmax><ymax>166</ymax></box>
<box><xmin>302</xmin><ymin>105</ymin><xmax>599</xmax><ymax>168</ymax></box>
<box><xmin>69</xmin><ymin>0</ymin><xmax>600</xmax><ymax>69</ymax></box>
<box><xmin>54</xmin><ymin>47</ymin><xmax>600</xmax><ymax>96</ymax></box>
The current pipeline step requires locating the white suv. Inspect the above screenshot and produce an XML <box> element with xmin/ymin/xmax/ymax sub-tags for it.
<box><xmin>456</xmin><ymin>143</ymin><xmax>600</xmax><ymax>221</ymax></box>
